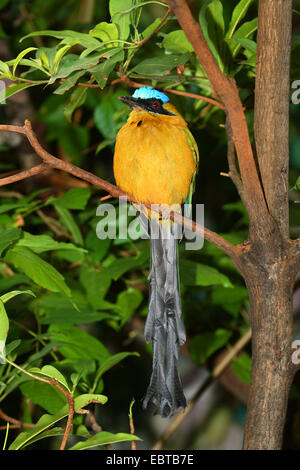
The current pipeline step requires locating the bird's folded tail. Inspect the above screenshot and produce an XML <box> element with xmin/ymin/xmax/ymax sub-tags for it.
<box><xmin>142</xmin><ymin>219</ymin><xmax>187</xmax><ymax>417</ymax></box>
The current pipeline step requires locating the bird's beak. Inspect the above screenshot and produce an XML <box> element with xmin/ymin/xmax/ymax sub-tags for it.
<box><xmin>118</xmin><ymin>96</ymin><xmax>140</xmax><ymax>109</ymax></box>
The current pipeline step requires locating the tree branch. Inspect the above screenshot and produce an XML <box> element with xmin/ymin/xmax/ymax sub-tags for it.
<box><xmin>225</xmin><ymin>117</ymin><xmax>243</xmax><ymax>198</ymax></box>
<box><xmin>68</xmin><ymin>74</ymin><xmax>225</xmax><ymax>109</ymax></box>
<box><xmin>0</xmin><ymin>120</ymin><xmax>240</xmax><ymax>263</ymax></box>
<box><xmin>110</xmin><ymin>74</ymin><xmax>225</xmax><ymax>109</ymax></box>
<box><xmin>165</xmin><ymin>0</ymin><xmax>271</xmax><ymax>238</ymax></box>
<box><xmin>0</xmin><ymin>163</ymin><xmax>49</xmax><ymax>186</ymax></box>
<box><xmin>0</xmin><ymin>409</ymin><xmax>35</xmax><ymax>429</ymax></box>
<box><xmin>134</xmin><ymin>7</ymin><xmax>171</xmax><ymax>46</ymax></box>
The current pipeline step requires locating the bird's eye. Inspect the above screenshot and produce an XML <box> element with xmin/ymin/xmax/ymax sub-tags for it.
<box><xmin>152</xmin><ymin>101</ymin><xmax>160</xmax><ymax>109</ymax></box>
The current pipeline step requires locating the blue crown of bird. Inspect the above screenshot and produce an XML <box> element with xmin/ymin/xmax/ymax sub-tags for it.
<box><xmin>113</xmin><ymin>86</ymin><xmax>199</xmax><ymax>417</ymax></box>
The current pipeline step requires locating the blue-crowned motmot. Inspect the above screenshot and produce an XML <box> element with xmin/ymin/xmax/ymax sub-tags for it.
<box><xmin>113</xmin><ymin>86</ymin><xmax>199</xmax><ymax>417</ymax></box>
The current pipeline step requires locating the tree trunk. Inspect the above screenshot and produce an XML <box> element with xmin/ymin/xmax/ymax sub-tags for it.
<box><xmin>242</xmin><ymin>246</ymin><xmax>295</xmax><ymax>449</ymax></box>
<box><xmin>241</xmin><ymin>0</ymin><xmax>295</xmax><ymax>449</ymax></box>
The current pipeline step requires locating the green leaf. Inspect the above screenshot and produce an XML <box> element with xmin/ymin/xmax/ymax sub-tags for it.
<box><xmin>20</xmin><ymin>382</ymin><xmax>67</xmax><ymax>415</ymax></box>
<box><xmin>0</xmin><ymin>299</ymin><xmax>8</xmax><ymax>360</ymax></box>
<box><xmin>0</xmin><ymin>82</ymin><xmax>38</xmax><ymax>104</ymax></box>
<box><xmin>21</xmin><ymin>30</ymin><xmax>100</xmax><ymax>49</ymax></box>
<box><xmin>115</xmin><ymin>288</ymin><xmax>143</xmax><ymax>326</ymax></box>
<box><xmin>189</xmin><ymin>329</ymin><xmax>232</xmax><ymax>365</ymax></box>
<box><xmin>48</xmin><ymin>54</ymin><xmax>100</xmax><ymax>83</ymax></box>
<box><xmin>12</xmin><ymin>47</ymin><xmax>37</xmax><ymax>76</ymax></box>
<box><xmin>0</xmin><ymin>0</ymin><xmax>10</xmax><ymax>10</ymax></box>
<box><xmin>58</xmin><ymin>124</ymin><xmax>89</xmax><ymax>158</ymax></box>
<box><xmin>0</xmin><ymin>23</ymin><xmax>9</xmax><ymax>39</ymax></box>
<box><xmin>53</xmin><ymin>188</ymin><xmax>91</xmax><ymax>210</ymax></box>
<box><xmin>69</xmin><ymin>431</ymin><xmax>141</xmax><ymax>450</ymax></box>
<box><xmin>90</xmin><ymin>22</ymin><xmax>119</xmax><ymax>43</ymax></box>
<box><xmin>4</xmin><ymin>247</ymin><xmax>71</xmax><ymax>297</ymax></box>
<box><xmin>38</xmin><ymin>293</ymin><xmax>116</xmax><ymax>325</ymax></box>
<box><xmin>211</xmin><ymin>285</ymin><xmax>248</xmax><ymax>317</ymax></box>
<box><xmin>0</xmin><ymin>290</ymin><xmax>35</xmax><ymax>304</ymax></box>
<box><xmin>54</xmin><ymin>70</ymin><xmax>86</xmax><ymax>95</ymax></box>
<box><xmin>16</xmin><ymin>232</ymin><xmax>86</xmax><ymax>254</ymax></box>
<box><xmin>5</xmin><ymin>339</ymin><xmax>21</xmax><ymax>356</ymax></box>
<box><xmin>9</xmin><ymin>393</ymin><xmax>107</xmax><ymax>450</ymax></box>
<box><xmin>140</xmin><ymin>17</ymin><xmax>162</xmax><ymax>40</ymax></box>
<box><xmin>92</xmin><ymin>49</ymin><xmax>124</xmax><ymax>89</ymax></box>
<box><xmin>162</xmin><ymin>30</ymin><xmax>194</xmax><ymax>54</ymax></box>
<box><xmin>226</xmin><ymin>0</ymin><xmax>253</xmax><ymax>39</ymax></box>
<box><xmin>94</xmin><ymin>89</ymin><xmax>128</xmax><ymax>139</ymax></box>
<box><xmin>229</xmin><ymin>18</ymin><xmax>258</xmax><ymax>57</ymax></box>
<box><xmin>20</xmin><ymin>427</ymin><xmax>66</xmax><ymax>448</ymax></box>
<box><xmin>131</xmin><ymin>53</ymin><xmax>190</xmax><ymax>76</ymax></box>
<box><xmin>109</xmin><ymin>0</ymin><xmax>133</xmax><ymax>40</ymax></box>
<box><xmin>230</xmin><ymin>37</ymin><xmax>256</xmax><ymax>54</ymax></box>
<box><xmin>0</xmin><ymin>59</ymin><xmax>9</xmax><ymax>74</ymax></box>
<box><xmin>54</xmin><ymin>44</ymin><xmax>76</xmax><ymax>72</ymax></box>
<box><xmin>64</xmin><ymin>86</ymin><xmax>88</xmax><ymax>122</ymax></box>
<box><xmin>0</xmin><ymin>274</ymin><xmax>32</xmax><ymax>293</ymax></box>
<box><xmin>55</xmin><ymin>205</ymin><xmax>84</xmax><ymax>246</ymax></box>
<box><xmin>0</xmin><ymin>227</ymin><xmax>21</xmax><ymax>256</ymax></box>
<box><xmin>207</xmin><ymin>0</ymin><xmax>225</xmax><ymax>35</ymax></box>
<box><xmin>102</xmin><ymin>245</ymin><xmax>149</xmax><ymax>281</ymax></box>
<box><xmin>199</xmin><ymin>0</ymin><xmax>223</xmax><ymax>70</ymax></box>
<box><xmin>293</xmin><ymin>176</ymin><xmax>300</xmax><ymax>190</ymax></box>
<box><xmin>79</xmin><ymin>267</ymin><xmax>112</xmax><ymax>310</ymax></box>
<box><xmin>85</xmin><ymin>231</ymin><xmax>111</xmax><ymax>264</ymax></box>
<box><xmin>180</xmin><ymin>259</ymin><xmax>233</xmax><ymax>287</ymax></box>
<box><xmin>28</xmin><ymin>365</ymin><xmax>70</xmax><ymax>391</ymax></box>
<box><xmin>48</xmin><ymin>324</ymin><xmax>110</xmax><ymax>362</ymax></box>
<box><xmin>231</xmin><ymin>354</ymin><xmax>252</xmax><ymax>385</ymax></box>
<box><xmin>39</xmin><ymin>50</ymin><xmax>50</xmax><ymax>69</ymax></box>
<box><xmin>93</xmin><ymin>351</ymin><xmax>139</xmax><ymax>384</ymax></box>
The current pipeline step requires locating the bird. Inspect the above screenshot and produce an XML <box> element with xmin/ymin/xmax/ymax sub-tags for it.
<box><xmin>113</xmin><ymin>86</ymin><xmax>199</xmax><ymax>417</ymax></box>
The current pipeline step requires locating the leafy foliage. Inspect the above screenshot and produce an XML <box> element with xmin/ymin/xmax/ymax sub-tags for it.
<box><xmin>0</xmin><ymin>0</ymin><xmax>299</xmax><ymax>450</ymax></box>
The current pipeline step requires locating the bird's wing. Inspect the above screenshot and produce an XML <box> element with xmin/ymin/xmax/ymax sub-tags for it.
<box><xmin>183</xmin><ymin>127</ymin><xmax>199</xmax><ymax>211</ymax></box>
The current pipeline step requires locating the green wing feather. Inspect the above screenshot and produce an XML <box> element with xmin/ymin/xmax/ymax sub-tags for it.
<box><xmin>183</xmin><ymin>127</ymin><xmax>199</xmax><ymax>213</ymax></box>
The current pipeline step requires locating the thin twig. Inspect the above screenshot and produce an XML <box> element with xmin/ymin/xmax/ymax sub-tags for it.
<box><xmin>152</xmin><ymin>327</ymin><xmax>252</xmax><ymax>450</ymax></box>
<box><xmin>128</xmin><ymin>399</ymin><xmax>137</xmax><ymax>450</ymax></box>
<box><xmin>0</xmin><ymin>163</ymin><xmax>49</xmax><ymax>186</ymax></box>
<box><xmin>68</xmin><ymin>73</ymin><xmax>224</xmax><ymax>110</ymax></box>
<box><xmin>114</xmin><ymin>73</ymin><xmax>224</xmax><ymax>109</ymax></box>
<box><xmin>225</xmin><ymin>117</ymin><xmax>243</xmax><ymax>198</ymax></box>
<box><xmin>88</xmin><ymin>410</ymin><xmax>113</xmax><ymax>450</ymax></box>
<box><xmin>135</xmin><ymin>8</ymin><xmax>171</xmax><ymax>46</ymax></box>
<box><xmin>4</xmin><ymin>358</ymin><xmax>74</xmax><ymax>451</ymax></box>
<box><xmin>0</xmin><ymin>409</ymin><xmax>35</xmax><ymax>429</ymax></box>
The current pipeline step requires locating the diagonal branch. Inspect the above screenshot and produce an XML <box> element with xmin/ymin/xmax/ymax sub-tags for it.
<box><xmin>225</xmin><ymin>118</ymin><xmax>243</xmax><ymax>198</ymax></box>
<box><xmin>0</xmin><ymin>163</ymin><xmax>49</xmax><ymax>185</ymax></box>
<box><xmin>0</xmin><ymin>120</ymin><xmax>240</xmax><ymax>264</ymax></box>
<box><xmin>165</xmin><ymin>0</ymin><xmax>272</xmax><ymax>238</ymax></box>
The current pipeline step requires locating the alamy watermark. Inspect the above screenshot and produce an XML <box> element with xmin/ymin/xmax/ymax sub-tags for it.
<box><xmin>95</xmin><ymin>197</ymin><xmax>204</xmax><ymax>250</ymax></box>
<box><xmin>291</xmin><ymin>80</ymin><xmax>300</xmax><ymax>104</ymax></box>
<box><xmin>0</xmin><ymin>80</ymin><xmax>6</xmax><ymax>105</ymax></box>
<box><xmin>292</xmin><ymin>340</ymin><xmax>300</xmax><ymax>365</ymax></box>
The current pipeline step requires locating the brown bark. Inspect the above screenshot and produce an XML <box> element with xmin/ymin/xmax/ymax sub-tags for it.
<box><xmin>254</xmin><ymin>0</ymin><xmax>292</xmax><ymax>238</ymax></box>
<box><xmin>242</xmin><ymin>241</ymin><xmax>296</xmax><ymax>449</ymax></box>
<box><xmin>241</xmin><ymin>0</ymin><xmax>295</xmax><ymax>449</ymax></box>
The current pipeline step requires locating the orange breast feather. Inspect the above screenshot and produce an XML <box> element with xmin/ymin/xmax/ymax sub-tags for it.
<box><xmin>113</xmin><ymin>109</ymin><xmax>195</xmax><ymax>208</ymax></box>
